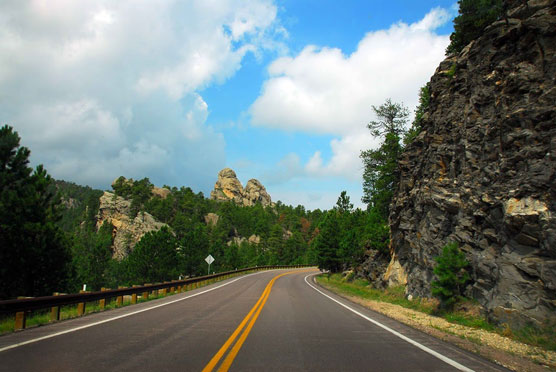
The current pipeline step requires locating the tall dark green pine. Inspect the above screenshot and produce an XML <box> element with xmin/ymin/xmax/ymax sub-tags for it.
<box><xmin>0</xmin><ymin>125</ymin><xmax>71</xmax><ymax>298</ymax></box>
<box><xmin>71</xmin><ymin>221</ymin><xmax>113</xmax><ymax>291</ymax></box>
<box><xmin>178</xmin><ymin>222</ymin><xmax>209</xmax><ymax>276</ymax></box>
<box><xmin>125</xmin><ymin>226</ymin><xmax>179</xmax><ymax>284</ymax></box>
<box><xmin>361</xmin><ymin>132</ymin><xmax>403</xmax><ymax>219</ymax></box>
<box><xmin>267</xmin><ymin>224</ymin><xmax>284</xmax><ymax>265</ymax></box>
<box><xmin>360</xmin><ymin>99</ymin><xmax>408</xmax><ymax>219</ymax></box>
<box><xmin>313</xmin><ymin>211</ymin><xmax>342</xmax><ymax>273</ymax></box>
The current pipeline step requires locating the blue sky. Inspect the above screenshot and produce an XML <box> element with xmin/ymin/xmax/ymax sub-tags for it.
<box><xmin>1</xmin><ymin>0</ymin><xmax>456</xmax><ymax>210</ymax></box>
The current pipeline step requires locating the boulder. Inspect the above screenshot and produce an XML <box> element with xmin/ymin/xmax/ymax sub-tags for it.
<box><xmin>204</xmin><ymin>213</ymin><xmax>220</xmax><ymax>227</ymax></box>
<box><xmin>152</xmin><ymin>186</ymin><xmax>171</xmax><ymax>199</ymax></box>
<box><xmin>248</xmin><ymin>234</ymin><xmax>261</xmax><ymax>244</ymax></box>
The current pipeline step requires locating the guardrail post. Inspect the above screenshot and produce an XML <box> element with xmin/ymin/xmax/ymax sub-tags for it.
<box><xmin>99</xmin><ymin>288</ymin><xmax>108</xmax><ymax>310</ymax></box>
<box><xmin>117</xmin><ymin>286</ymin><xmax>125</xmax><ymax>306</ymax></box>
<box><xmin>15</xmin><ymin>311</ymin><xmax>26</xmax><ymax>330</ymax></box>
<box><xmin>50</xmin><ymin>292</ymin><xmax>61</xmax><ymax>322</ymax></box>
<box><xmin>142</xmin><ymin>284</ymin><xmax>150</xmax><ymax>301</ymax></box>
<box><xmin>131</xmin><ymin>285</ymin><xmax>140</xmax><ymax>304</ymax></box>
<box><xmin>77</xmin><ymin>290</ymin><xmax>87</xmax><ymax>316</ymax></box>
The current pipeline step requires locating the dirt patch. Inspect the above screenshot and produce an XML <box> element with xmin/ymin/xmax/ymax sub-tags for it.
<box><xmin>318</xmin><ymin>281</ymin><xmax>555</xmax><ymax>372</ymax></box>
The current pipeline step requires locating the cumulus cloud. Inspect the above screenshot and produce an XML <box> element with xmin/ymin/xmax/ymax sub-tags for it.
<box><xmin>0</xmin><ymin>0</ymin><xmax>281</xmax><ymax>190</ymax></box>
<box><xmin>250</xmin><ymin>7</ymin><xmax>451</xmax><ymax>181</ymax></box>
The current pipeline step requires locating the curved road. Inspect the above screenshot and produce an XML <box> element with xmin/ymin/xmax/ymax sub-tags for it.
<box><xmin>0</xmin><ymin>269</ymin><xmax>508</xmax><ymax>371</ymax></box>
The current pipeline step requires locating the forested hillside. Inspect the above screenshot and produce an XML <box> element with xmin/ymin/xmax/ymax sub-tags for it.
<box><xmin>55</xmin><ymin>175</ymin><xmax>387</xmax><ymax>294</ymax></box>
<box><xmin>1</xmin><ymin>124</ymin><xmax>390</xmax><ymax>298</ymax></box>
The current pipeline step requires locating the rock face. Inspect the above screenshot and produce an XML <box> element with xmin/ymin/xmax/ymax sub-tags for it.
<box><xmin>204</xmin><ymin>213</ymin><xmax>220</xmax><ymax>227</ymax></box>
<box><xmin>388</xmin><ymin>1</ymin><xmax>556</xmax><ymax>326</ymax></box>
<box><xmin>244</xmin><ymin>179</ymin><xmax>272</xmax><ymax>207</ymax></box>
<box><xmin>356</xmin><ymin>250</ymin><xmax>390</xmax><ymax>284</ymax></box>
<box><xmin>96</xmin><ymin>192</ymin><xmax>167</xmax><ymax>260</ymax></box>
<box><xmin>210</xmin><ymin>168</ymin><xmax>272</xmax><ymax>207</ymax></box>
<box><xmin>152</xmin><ymin>186</ymin><xmax>171</xmax><ymax>199</ymax></box>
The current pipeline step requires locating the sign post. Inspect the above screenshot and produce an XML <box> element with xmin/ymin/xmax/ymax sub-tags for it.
<box><xmin>205</xmin><ymin>254</ymin><xmax>215</xmax><ymax>275</ymax></box>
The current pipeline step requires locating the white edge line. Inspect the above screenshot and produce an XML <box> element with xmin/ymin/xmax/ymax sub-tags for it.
<box><xmin>0</xmin><ymin>271</ymin><xmax>269</xmax><ymax>353</ymax></box>
<box><xmin>304</xmin><ymin>273</ymin><xmax>475</xmax><ymax>372</ymax></box>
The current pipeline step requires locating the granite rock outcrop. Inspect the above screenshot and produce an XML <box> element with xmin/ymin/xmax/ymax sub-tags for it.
<box><xmin>210</xmin><ymin>168</ymin><xmax>273</xmax><ymax>207</ymax></box>
<box><xmin>387</xmin><ymin>0</ymin><xmax>556</xmax><ymax>326</ymax></box>
<box><xmin>96</xmin><ymin>191</ymin><xmax>167</xmax><ymax>260</ymax></box>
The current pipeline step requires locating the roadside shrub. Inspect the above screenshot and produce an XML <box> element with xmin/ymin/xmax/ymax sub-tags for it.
<box><xmin>431</xmin><ymin>242</ymin><xmax>470</xmax><ymax>310</ymax></box>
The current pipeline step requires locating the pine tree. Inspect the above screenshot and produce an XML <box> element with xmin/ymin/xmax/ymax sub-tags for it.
<box><xmin>0</xmin><ymin>125</ymin><xmax>72</xmax><ymax>298</ymax></box>
<box><xmin>431</xmin><ymin>242</ymin><xmax>470</xmax><ymax>309</ymax></box>
<box><xmin>404</xmin><ymin>83</ymin><xmax>430</xmax><ymax>145</ymax></box>
<box><xmin>125</xmin><ymin>227</ymin><xmax>179</xmax><ymax>283</ymax></box>
<box><xmin>360</xmin><ymin>99</ymin><xmax>408</xmax><ymax>218</ymax></box>
<box><xmin>71</xmin><ymin>222</ymin><xmax>113</xmax><ymax>291</ymax></box>
<box><xmin>313</xmin><ymin>211</ymin><xmax>342</xmax><ymax>273</ymax></box>
<box><xmin>446</xmin><ymin>0</ymin><xmax>504</xmax><ymax>55</ymax></box>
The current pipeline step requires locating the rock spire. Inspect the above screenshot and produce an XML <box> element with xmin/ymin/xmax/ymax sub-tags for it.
<box><xmin>210</xmin><ymin>168</ymin><xmax>272</xmax><ymax>207</ymax></box>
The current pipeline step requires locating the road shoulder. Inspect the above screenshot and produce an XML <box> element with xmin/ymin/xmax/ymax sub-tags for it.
<box><xmin>314</xmin><ymin>276</ymin><xmax>555</xmax><ymax>372</ymax></box>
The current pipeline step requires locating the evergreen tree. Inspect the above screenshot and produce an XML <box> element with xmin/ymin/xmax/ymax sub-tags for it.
<box><xmin>267</xmin><ymin>224</ymin><xmax>284</xmax><ymax>265</ymax></box>
<box><xmin>446</xmin><ymin>0</ymin><xmax>504</xmax><ymax>55</ymax></box>
<box><xmin>71</xmin><ymin>222</ymin><xmax>113</xmax><ymax>291</ymax></box>
<box><xmin>431</xmin><ymin>242</ymin><xmax>470</xmax><ymax>309</ymax></box>
<box><xmin>360</xmin><ymin>99</ymin><xmax>408</xmax><ymax>218</ymax></box>
<box><xmin>335</xmin><ymin>191</ymin><xmax>353</xmax><ymax>214</ymax></box>
<box><xmin>125</xmin><ymin>227</ymin><xmax>179</xmax><ymax>283</ymax></box>
<box><xmin>0</xmin><ymin>125</ymin><xmax>72</xmax><ymax>298</ymax></box>
<box><xmin>366</xmin><ymin>98</ymin><xmax>409</xmax><ymax>137</ymax></box>
<box><xmin>178</xmin><ymin>223</ymin><xmax>209</xmax><ymax>276</ymax></box>
<box><xmin>112</xmin><ymin>176</ymin><xmax>154</xmax><ymax>217</ymax></box>
<box><xmin>313</xmin><ymin>211</ymin><xmax>342</xmax><ymax>272</ymax></box>
<box><xmin>360</xmin><ymin>208</ymin><xmax>390</xmax><ymax>254</ymax></box>
<box><xmin>404</xmin><ymin>83</ymin><xmax>430</xmax><ymax>145</ymax></box>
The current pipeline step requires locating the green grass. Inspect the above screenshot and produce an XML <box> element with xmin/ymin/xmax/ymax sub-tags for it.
<box><xmin>512</xmin><ymin>322</ymin><xmax>556</xmax><ymax>352</ymax></box>
<box><xmin>316</xmin><ymin>273</ymin><xmax>434</xmax><ymax>314</ymax></box>
<box><xmin>0</xmin><ymin>293</ymin><xmax>167</xmax><ymax>334</ymax></box>
<box><xmin>443</xmin><ymin>311</ymin><xmax>496</xmax><ymax>332</ymax></box>
<box><xmin>445</xmin><ymin>62</ymin><xmax>457</xmax><ymax>78</ymax></box>
<box><xmin>316</xmin><ymin>273</ymin><xmax>556</xmax><ymax>352</ymax></box>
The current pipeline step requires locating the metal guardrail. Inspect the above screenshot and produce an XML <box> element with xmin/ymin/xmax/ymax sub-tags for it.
<box><xmin>0</xmin><ymin>265</ymin><xmax>313</xmax><ymax>330</ymax></box>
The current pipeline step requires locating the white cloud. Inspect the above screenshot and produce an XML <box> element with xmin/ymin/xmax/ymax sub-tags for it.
<box><xmin>0</xmin><ymin>0</ymin><xmax>281</xmax><ymax>190</ymax></box>
<box><xmin>250</xmin><ymin>7</ymin><xmax>451</xmax><ymax>181</ymax></box>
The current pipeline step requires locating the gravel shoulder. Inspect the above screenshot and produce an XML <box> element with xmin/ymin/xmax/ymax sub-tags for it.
<box><xmin>317</xmin><ymin>280</ymin><xmax>555</xmax><ymax>372</ymax></box>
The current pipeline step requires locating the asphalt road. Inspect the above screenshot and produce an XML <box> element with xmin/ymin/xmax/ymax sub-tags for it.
<box><xmin>0</xmin><ymin>269</ymin><xmax>509</xmax><ymax>371</ymax></box>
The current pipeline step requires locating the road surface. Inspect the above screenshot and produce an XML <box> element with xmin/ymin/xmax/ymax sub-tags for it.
<box><xmin>0</xmin><ymin>269</ymin><xmax>509</xmax><ymax>371</ymax></box>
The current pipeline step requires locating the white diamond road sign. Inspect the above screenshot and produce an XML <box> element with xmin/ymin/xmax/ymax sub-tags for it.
<box><xmin>205</xmin><ymin>254</ymin><xmax>215</xmax><ymax>265</ymax></box>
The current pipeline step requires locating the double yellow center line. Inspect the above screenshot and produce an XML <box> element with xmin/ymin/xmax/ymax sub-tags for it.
<box><xmin>202</xmin><ymin>269</ymin><xmax>314</xmax><ymax>372</ymax></box>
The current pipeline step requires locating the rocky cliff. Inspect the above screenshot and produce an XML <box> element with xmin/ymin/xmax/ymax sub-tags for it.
<box><xmin>96</xmin><ymin>192</ymin><xmax>167</xmax><ymax>260</ymax></box>
<box><xmin>210</xmin><ymin>168</ymin><xmax>273</xmax><ymax>207</ymax></box>
<box><xmin>387</xmin><ymin>1</ymin><xmax>555</xmax><ymax>326</ymax></box>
